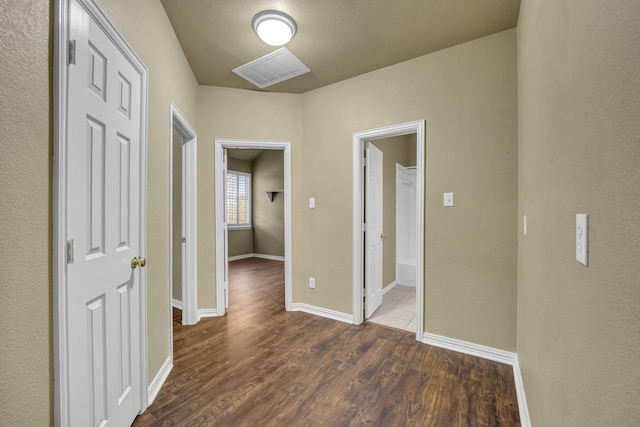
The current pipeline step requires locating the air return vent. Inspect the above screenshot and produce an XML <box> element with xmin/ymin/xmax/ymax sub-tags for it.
<box><xmin>233</xmin><ymin>48</ymin><xmax>310</xmax><ymax>89</ymax></box>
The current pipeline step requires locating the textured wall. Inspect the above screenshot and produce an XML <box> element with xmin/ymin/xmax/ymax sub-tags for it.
<box><xmin>0</xmin><ymin>2</ymin><xmax>52</xmax><ymax>425</ymax></box>
<box><xmin>253</xmin><ymin>150</ymin><xmax>285</xmax><ymax>257</ymax></box>
<box><xmin>371</xmin><ymin>135</ymin><xmax>416</xmax><ymax>288</ymax></box>
<box><xmin>299</xmin><ymin>30</ymin><xmax>518</xmax><ymax>350</ymax></box>
<box><xmin>517</xmin><ymin>0</ymin><xmax>640</xmax><ymax>425</ymax></box>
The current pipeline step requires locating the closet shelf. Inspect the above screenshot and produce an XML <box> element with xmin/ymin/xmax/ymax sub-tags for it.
<box><xmin>265</xmin><ymin>190</ymin><xmax>284</xmax><ymax>202</ymax></box>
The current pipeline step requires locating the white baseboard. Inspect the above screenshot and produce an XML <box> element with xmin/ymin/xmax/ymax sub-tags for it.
<box><xmin>422</xmin><ymin>332</ymin><xmax>517</xmax><ymax>365</ymax></box>
<box><xmin>513</xmin><ymin>357</ymin><xmax>531</xmax><ymax>427</ymax></box>
<box><xmin>253</xmin><ymin>253</ymin><xmax>285</xmax><ymax>261</ymax></box>
<box><xmin>382</xmin><ymin>281</ymin><xmax>398</xmax><ymax>294</ymax></box>
<box><xmin>291</xmin><ymin>303</ymin><xmax>353</xmax><ymax>324</ymax></box>
<box><xmin>147</xmin><ymin>356</ymin><xmax>173</xmax><ymax>406</ymax></box>
<box><xmin>172</xmin><ymin>298</ymin><xmax>183</xmax><ymax>310</ymax></box>
<box><xmin>228</xmin><ymin>253</ymin><xmax>285</xmax><ymax>262</ymax></box>
<box><xmin>197</xmin><ymin>308</ymin><xmax>218</xmax><ymax>320</ymax></box>
<box><xmin>228</xmin><ymin>254</ymin><xmax>253</xmax><ymax>261</ymax></box>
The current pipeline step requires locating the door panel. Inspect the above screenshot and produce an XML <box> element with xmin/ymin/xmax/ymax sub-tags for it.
<box><xmin>65</xmin><ymin>1</ymin><xmax>143</xmax><ymax>424</ymax></box>
<box><xmin>365</xmin><ymin>143</ymin><xmax>384</xmax><ymax>317</ymax></box>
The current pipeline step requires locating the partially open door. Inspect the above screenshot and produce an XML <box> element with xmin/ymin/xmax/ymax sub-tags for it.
<box><xmin>365</xmin><ymin>142</ymin><xmax>384</xmax><ymax>318</ymax></box>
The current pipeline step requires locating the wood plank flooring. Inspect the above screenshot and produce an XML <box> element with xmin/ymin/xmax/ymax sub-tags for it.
<box><xmin>133</xmin><ymin>258</ymin><xmax>520</xmax><ymax>426</ymax></box>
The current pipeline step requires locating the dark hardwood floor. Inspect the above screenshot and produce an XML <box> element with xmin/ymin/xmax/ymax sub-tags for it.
<box><xmin>133</xmin><ymin>258</ymin><xmax>520</xmax><ymax>426</ymax></box>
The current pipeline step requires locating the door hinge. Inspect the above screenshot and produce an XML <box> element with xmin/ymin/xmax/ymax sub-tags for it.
<box><xmin>68</xmin><ymin>40</ymin><xmax>76</xmax><ymax>65</ymax></box>
<box><xmin>363</xmin><ymin>223</ymin><xmax>366</xmax><ymax>232</ymax></box>
<box><xmin>66</xmin><ymin>239</ymin><xmax>74</xmax><ymax>264</ymax></box>
<box><xmin>362</xmin><ymin>157</ymin><xmax>367</xmax><ymax>167</ymax></box>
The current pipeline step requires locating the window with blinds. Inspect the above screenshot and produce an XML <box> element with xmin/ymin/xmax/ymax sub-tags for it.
<box><xmin>226</xmin><ymin>170</ymin><xmax>251</xmax><ymax>228</ymax></box>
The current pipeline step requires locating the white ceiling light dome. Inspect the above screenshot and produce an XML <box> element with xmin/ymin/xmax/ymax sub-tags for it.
<box><xmin>252</xmin><ymin>10</ymin><xmax>297</xmax><ymax>46</ymax></box>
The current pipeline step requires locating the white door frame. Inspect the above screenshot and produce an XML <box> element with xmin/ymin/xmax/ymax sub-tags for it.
<box><xmin>352</xmin><ymin>120</ymin><xmax>425</xmax><ymax>340</ymax></box>
<box><xmin>53</xmin><ymin>0</ymin><xmax>149</xmax><ymax>424</ymax></box>
<box><xmin>169</xmin><ymin>102</ymin><xmax>198</xmax><ymax>326</ymax></box>
<box><xmin>214</xmin><ymin>139</ymin><xmax>293</xmax><ymax>314</ymax></box>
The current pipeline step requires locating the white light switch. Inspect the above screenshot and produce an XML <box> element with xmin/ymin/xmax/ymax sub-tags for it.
<box><xmin>444</xmin><ymin>192</ymin><xmax>454</xmax><ymax>207</ymax></box>
<box><xmin>576</xmin><ymin>214</ymin><xmax>588</xmax><ymax>266</ymax></box>
<box><xmin>309</xmin><ymin>197</ymin><xmax>316</xmax><ymax>209</ymax></box>
<box><xmin>309</xmin><ymin>277</ymin><xmax>316</xmax><ymax>289</ymax></box>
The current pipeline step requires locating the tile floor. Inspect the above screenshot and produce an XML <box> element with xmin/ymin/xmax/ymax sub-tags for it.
<box><xmin>367</xmin><ymin>284</ymin><xmax>416</xmax><ymax>332</ymax></box>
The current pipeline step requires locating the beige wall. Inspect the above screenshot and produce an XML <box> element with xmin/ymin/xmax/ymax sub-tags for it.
<box><xmin>197</xmin><ymin>86</ymin><xmax>301</xmax><ymax>309</ymax></box>
<box><xmin>517</xmin><ymin>0</ymin><xmax>640</xmax><ymax>425</ymax></box>
<box><xmin>0</xmin><ymin>1</ymin><xmax>51</xmax><ymax>425</ymax></box>
<box><xmin>299</xmin><ymin>29</ymin><xmax>518</xmax><ymax>350</ymax></box>
<box><xmin>172</xmin><ymin>130</ymin><xmax>183</xmax><ymax>301</ymax></box>
<box><xmin>253</xmin><ymin>150</ymin><xmax>285</xmax><ymax>257</ymax></box>
<box><xmin>371</xmin><ymin>135</ymin><xmax>416</xmax><ymax>288</ymax></box>
<box><xmin>227</xmin><ymin>156</ymin><xmax>254</xmax><ymax>257</ymax></box>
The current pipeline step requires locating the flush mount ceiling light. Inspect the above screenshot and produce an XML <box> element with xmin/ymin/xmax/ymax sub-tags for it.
<box><xmin>252</xmin><ymin>10</ymin><xmax>297</xmax><ymax>46</ymax></box>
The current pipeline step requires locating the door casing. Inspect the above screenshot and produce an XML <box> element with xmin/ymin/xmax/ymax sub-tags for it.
<box><xmin>352</xmin><ymin>120</ymin><xmax>425</xmax><ymax>341</ymax></box>
<box><xmin>214</xmin><ymin>139</ymin><xmax>293</xmax><ymax>314</ymax></box>
<box><xmin>53</xmin><ymin>0</ymin><xmax>149</xmax><ymax>424</ymax></box>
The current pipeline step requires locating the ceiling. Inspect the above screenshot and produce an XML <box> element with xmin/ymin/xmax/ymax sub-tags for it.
<box><xmin>227</xmin><ymin>148</ymin><xmax>263</xmax><ymax>162</ymax></box>
<box><xmin>161</xmin><ymin>0</ymin><xmax>521</xmax><ymax>94</ymax></box>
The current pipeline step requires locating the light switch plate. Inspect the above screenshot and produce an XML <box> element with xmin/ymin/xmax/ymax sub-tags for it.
<box><xmin>309</xmin><ymin>197</ymin><xmax>316</xmax><ymax>209</ymax></box>
<box><xmin>576</xmin><ymin>214</ymin><xmax>588</xmax><ymax>266</ymax></box>
<box><xmin>444</xmin><ymin>192</ymin><xmax>454</xmax><ymax>207</ymax></box>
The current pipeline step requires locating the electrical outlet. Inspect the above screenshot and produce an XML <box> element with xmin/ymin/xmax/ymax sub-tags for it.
<box><xmin>576</xmin><ymin>214</ymin><xmax>588</xmax><ymax>266</ymax></box>
<box><xmin>309</xmin><ymin>277</ymin><xmax>316</xmax><ymax>289</ymax></box>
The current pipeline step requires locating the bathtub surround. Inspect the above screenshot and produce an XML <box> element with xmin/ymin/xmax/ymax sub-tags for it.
<box><xmin>396</xmin><ymin>164</ymin><xmax>417</xmax><ymax>287</ymax></box>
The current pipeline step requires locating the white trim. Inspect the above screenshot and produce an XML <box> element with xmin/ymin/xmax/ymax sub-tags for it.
<box><xmin>169</xmin><ymin>101</ymin><xmax>198</xmax><ymax>327</ymax></box>
<box><xmin>513</xmin><ymin>357</ymin><xmax>532</xmax><ymax>427</ymax></box>
<box><xmin>382</xmin><ymin>281</ymin><xmax>398</xmax><ymax>295</ymax></box>
<box><xmin>215</xmin><ymin>139</ymin><xmax>293</xmax><ymax>315</ymax></box>
<box><xmin>228</xmin><ymin>253</ymin><xmax>286</xmax><ymax>262</ymax></box>
<box><xmin>147</xmin><ymin>356</ymin><xmax>173</xmax><ymax>406</ymax></box>
<box><xmin>172</xmin><ymin>299</ymin><xmax>183</xmax><ymax>310</ymax></box>
<box><xmin>253</xmin><ymin>253</ymin><xmax>285</xmax><ymax>261</ymax></box>
<box><xmin>421</xmin><ymin>333</ymin><xmax>517</xmax><ymax>365</ymax></box>
<box><xmin>291</xmin><ymin>303</ymin><xmax>354</xmax><ymax>324</ymax></box>
<box><xmin>353</xmin><ymin>120</ymin><xmax>425</xmax><ymax>343</ymax></box>
<box><xmin>53</xmin><ymin>0</ymin><xmax>149</xmax><ymax>424</ymax></box>
<box><xmin>197</xmin><ymin>308</ymin><xmax>218</xmax><ymax>320</ymax></box>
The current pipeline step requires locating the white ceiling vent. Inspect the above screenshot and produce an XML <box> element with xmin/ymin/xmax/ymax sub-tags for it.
<box><xmin>233</xmin><ymin>48</ymin><xmax>310</xmax><ymax>89</ymax></box>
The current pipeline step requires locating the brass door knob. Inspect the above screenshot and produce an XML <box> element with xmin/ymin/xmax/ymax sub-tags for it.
<box><xmin>139</xmin><ymin>258</ymin><xmax>146</xmax><ymax>267</ymax></box>
<box><xmin>131</xmin><ymin>257</ymin><xmax>138</xmax><ymax>268</ymax></box>
<box><xmin>380</xmin><ymin>234</ymin><xmax>387</xmax><ymax>239</ymax></box>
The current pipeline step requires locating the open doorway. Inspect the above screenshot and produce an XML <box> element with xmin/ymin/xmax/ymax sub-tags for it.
<box><xmin>352</xmin><ymin>120</ymin><xmax>425</xmax><ymax>341</ymax></box>
<box><xmin>364</xmin><ymin>136</ymin><xmax>418</xmax><ymax>332</ymax></box>
<box><xmin>169</xmin><ymin>102</ymin><xmax>198</xmax><ymax>326</ymax></box>
<box><xmin>214</xmin><ymin>139</ymin><xmax>293</xmax><ymax>316</ymax></box>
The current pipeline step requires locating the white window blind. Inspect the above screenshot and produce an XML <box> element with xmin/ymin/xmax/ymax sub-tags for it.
<box><xmin>226</xmin><ymin>170</ymin><xmax>251</xmax><ymax>228</ymax></box>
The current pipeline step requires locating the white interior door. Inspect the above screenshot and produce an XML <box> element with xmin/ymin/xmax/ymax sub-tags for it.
<box><xmin>223</xmin><ymin>149</ymin><xmax>229</xmax><ymax>308</ymax></box>
<box><xmin>65</xmin><ymin>0</ymin><xmax>144</xmax><ymax>424</ymax></box>
<box><xmin>365</xmin><ymin>142</ymin><xmax>384</xmax><ymax>317</ymax></box>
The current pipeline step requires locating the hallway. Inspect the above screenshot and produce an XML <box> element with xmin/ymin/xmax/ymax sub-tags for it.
<box><xmin>133</xmin><ymin>258</ymin><xmax>520</xmax><ymax>426</ymax></box>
